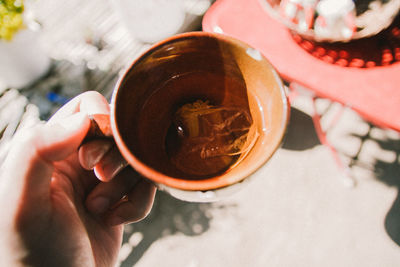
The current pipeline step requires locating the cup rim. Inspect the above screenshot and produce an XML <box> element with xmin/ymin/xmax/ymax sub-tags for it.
<box><xmin>110</xmin><ymin>31</ymin><xmax>289</xmax><ymax>191</ymax></box>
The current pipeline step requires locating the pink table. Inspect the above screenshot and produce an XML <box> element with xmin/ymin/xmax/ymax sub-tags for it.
<box><xmin>202</xmin><ymin>0</ymin><xmax>400</xmax><ymax>131</ymax></box>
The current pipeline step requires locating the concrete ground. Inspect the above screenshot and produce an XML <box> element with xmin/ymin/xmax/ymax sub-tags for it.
<box><xmin>118</xmin><ymin>93</ymin><xmax>400</xmax><ymax>267</ymax></box>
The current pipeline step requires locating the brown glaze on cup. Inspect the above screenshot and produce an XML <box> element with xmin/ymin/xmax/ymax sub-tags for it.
<box><xmin>110</xmin><ymin>32</ymin><xmax>289</xmax><ymax>192</ymax></box>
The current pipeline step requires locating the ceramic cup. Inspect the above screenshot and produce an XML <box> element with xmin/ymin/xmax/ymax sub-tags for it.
<box><xmin>91</xmin><ymin>32</ymin><xmax>289</xmax><ymax>202</ymax></box>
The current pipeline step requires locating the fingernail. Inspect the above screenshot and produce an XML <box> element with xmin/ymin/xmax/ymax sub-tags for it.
<box><xmin>107</xmin><ymin>216</ymin><xmax>125</xmax><ymax>226</ymax></box>
<box><xmin>85</xmin><ymin>142</ymin><xmax>113</xmax><ymax>169</ymax></box>
<box><xmin>88</xmin><ymin>196</ymin><xmax>110</xmax><ymax>214</ymax></box>
<box><xmin>107</xmin><ymin>160</ymin><xmax>129</xmax><ymax>180</ymax></box>
<box><xmin>93</xmin><ymin>152</ymin><xmax>128</xmax><ymax>182</ymax></box>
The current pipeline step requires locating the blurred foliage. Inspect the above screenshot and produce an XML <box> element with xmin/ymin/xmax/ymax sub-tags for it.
<box><xmin>0</xmin><ymin>0</ymin><xmax>24</xmax><ymax>41</ymax></box>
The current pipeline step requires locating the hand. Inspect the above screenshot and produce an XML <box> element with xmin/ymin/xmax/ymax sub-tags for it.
<box><xmin>0</xmin><ymin>91</ymin><xmax>156</xmax><ymax>267</ymax></box>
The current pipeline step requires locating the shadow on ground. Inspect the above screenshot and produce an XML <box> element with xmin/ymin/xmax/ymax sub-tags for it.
<box><xmin>363</xmin><ymin>130</ymin><xmax>400</xmax><ymax>246</ymax></box>
<box><xmin>284</xmin><ymin>107</ymin><xmax>400</xmax><ymax>247</ymax></box>
<box><xmin>347</xmin><ymin>125</ymin><xmax>400</xmax><ymax>246</ymax></box>
<box><xmin>120</xmin><ymin>191</ymin><xmax>216</xmax><ymax>266</ymax></box>
<box><xmin>281</xmin><ymin>107</ymin><xmax>320</xmax><ymax>150</ymax></box>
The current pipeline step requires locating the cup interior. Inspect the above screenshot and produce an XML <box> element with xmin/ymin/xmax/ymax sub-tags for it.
<box><xmin>111</xmin><ymin>32</ymin><xmax>289</xmax><ymax>191</ymax></box>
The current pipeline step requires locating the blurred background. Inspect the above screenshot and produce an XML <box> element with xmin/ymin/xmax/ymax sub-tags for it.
<box><xmin>0</xmin><ymin>0</ymin><xmax>399</xmax><ymax>266</ymax></box>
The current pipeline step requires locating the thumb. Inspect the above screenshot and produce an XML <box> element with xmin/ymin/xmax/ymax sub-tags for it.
<box><xmin>0</xmin><ymin>112</ymin><xmax>90</xmax><ymax>204</ymax></box>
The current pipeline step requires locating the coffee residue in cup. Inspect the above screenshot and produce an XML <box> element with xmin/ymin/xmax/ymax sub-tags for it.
<box><xmin>165</xmin><ymin>100</ymin><xmax>259</xmax><ymax>178</ymax></box>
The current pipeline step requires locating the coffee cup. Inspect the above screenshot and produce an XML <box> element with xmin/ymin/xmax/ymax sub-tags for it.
<box><xmin>90</xmin><ymin>32</ymin><xmax>289</xmax><ymax>202</ymax></box>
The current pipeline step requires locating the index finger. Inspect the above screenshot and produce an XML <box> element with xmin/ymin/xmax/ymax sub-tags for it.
<box><xmin>48</xmin><ymin>91</ymin><xmax>110</xmax><ymax>124</ymax></box>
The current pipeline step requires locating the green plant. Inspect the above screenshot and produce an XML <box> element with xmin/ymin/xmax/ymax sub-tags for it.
<box><xmin>0</xmin><ymin>0</ymin><xmax>24</xmax><ymax>41</ymax></box>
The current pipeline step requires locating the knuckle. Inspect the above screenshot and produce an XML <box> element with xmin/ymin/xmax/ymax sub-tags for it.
<box><xmin>81</xmin><ymin>90</ymin><xmax>104</xmax><ymax>100</ymax></box>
